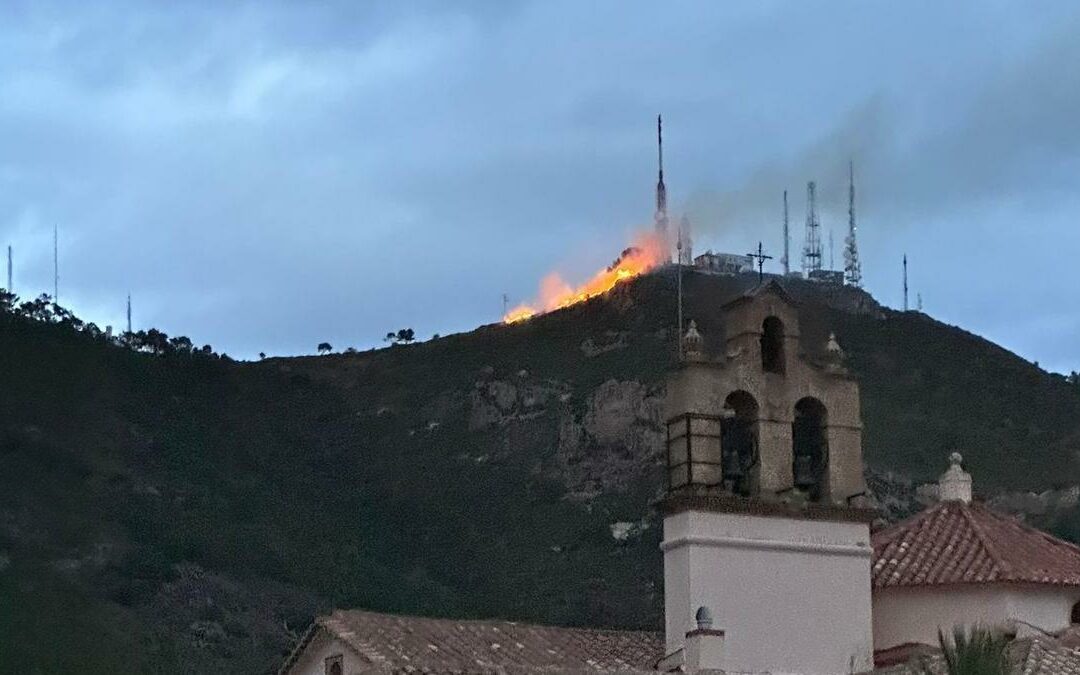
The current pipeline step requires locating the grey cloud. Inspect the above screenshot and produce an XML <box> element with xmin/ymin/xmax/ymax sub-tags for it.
<box><xmin>0</xmin><ymin>1</ymin><xmax>1077</xmax><ymax>372</ymax></box>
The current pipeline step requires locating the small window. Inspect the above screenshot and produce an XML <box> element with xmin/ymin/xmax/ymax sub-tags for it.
<box><xmin>761</xmin><ymin>316</ymin><xmax>785</xmax><ymax>374</ymax></box>
<box><xmin>325</xmin><ymin>654</ymin><xmax>343</xmax><ymax>675</ymax></box>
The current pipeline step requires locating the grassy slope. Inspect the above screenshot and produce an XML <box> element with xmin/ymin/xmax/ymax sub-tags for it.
<box><xmin>1</xmin><ymin>271</ymin><xmax>1078</xmax><ymax>673</ymax></box>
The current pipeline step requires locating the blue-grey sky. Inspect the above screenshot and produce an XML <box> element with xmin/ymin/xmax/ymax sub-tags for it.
<box><xmin>1</xmin><ymin>1</ymin><xmax>1078</xmax><ymax>372</ymax></box>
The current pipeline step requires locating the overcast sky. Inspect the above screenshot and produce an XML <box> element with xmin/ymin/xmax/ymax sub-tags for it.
<box><xmin>1</xmin><ymin>2</ymin><xmax>1078</xmax><ymax>372</ymax></box>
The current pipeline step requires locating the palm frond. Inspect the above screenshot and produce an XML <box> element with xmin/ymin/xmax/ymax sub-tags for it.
<box><xmin>935</xmin><ymin>625</ymin><xmax>1010</xmax><ymax>675</ymax></box>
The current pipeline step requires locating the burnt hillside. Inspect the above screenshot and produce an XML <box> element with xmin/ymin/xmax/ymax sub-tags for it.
<box><xmin>1</xmin><ymin>271</ymin><xmax>1078</xmax><ymax>673</ymax></box>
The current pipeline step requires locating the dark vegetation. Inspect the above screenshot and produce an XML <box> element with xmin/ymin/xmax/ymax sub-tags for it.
<box><xmin>0</xmin><ymin>272</ymin><xmax>1078</xmax><ymax>673</ymax></box>
<box><xmin>934</xmin><ymin>625</ymin><xmax>1009</xmax><ymax>675</ymax></box>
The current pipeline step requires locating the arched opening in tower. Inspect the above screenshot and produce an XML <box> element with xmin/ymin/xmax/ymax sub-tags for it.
<box><xmin>722</xmin><ymin>390</ymin><xmax>759</xmax><ymax>496</ymax></box>
<box><xmin>792</xmin><ymin>397</ymin><xmax>828</xmax><ymax>500</ymax></box>
<box><xmin>761</xmin><ymin>316</ymin><xmax>786</xmax><ymax>374</ymax></box>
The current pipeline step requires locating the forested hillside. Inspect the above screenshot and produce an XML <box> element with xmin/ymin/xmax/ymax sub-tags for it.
<box><xmin>1</xmin><ymin>273</ymin><xmax>1078</xmax><ymax>673</ymax></box>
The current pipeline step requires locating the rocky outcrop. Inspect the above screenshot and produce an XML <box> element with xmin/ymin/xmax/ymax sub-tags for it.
<box><xmin>580</xmin><ymin>331</ymin><xmax>629</xmax><ymax>357</ymax></box>
<box><xmin>469</xmin><ymin>375</ymin><xmax>572</xmax><ymax>430</ymax></box>
<box><xmin>988</xmin><ymin>486</ymin><xmax>1080</xmax><ymax>521</ymax></box>
<box><xmin>555</xmin><ymin>379</ymin><xmax>664</xmax><ymax>501</ymax></box>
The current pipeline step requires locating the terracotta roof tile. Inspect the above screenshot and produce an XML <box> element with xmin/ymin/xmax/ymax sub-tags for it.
<box><xmin>281</xmin><ymin>609</ymin><xmax>663</xmax><ymax>674</ymax></box>
<box><xmin>874</xmin><ymin>636</ymin><xmax>1080</xmax><ymax>675</ymax></box>
<box><xmin>872</xmin><ymin>500</ymin><xmax>1080</xmax><ymax>589</ymax></box>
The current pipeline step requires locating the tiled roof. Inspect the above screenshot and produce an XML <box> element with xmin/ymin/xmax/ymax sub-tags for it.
<box><xmin>280</xmin><ymin>609</ymin><xmax>664</xmax><ymax>674</ymax></box>
<box><xmin>875</xmin><ymin>636</ymin><xmax>1080</xmax><ymax>675</ymax></box>
<box><xmin>873</xmin><ymin>642</ymin><xmax>941</xmax><ymax>669</ymax></box>
<box><xmin>872</xmin><ymin>499</ymin><xmax>1080</xmax><ymax>589</ymax></box>
<box><xmin>1015</xmin><ymin>638</ymin><xmax>1080</xmax><ymax>675</ymax></box>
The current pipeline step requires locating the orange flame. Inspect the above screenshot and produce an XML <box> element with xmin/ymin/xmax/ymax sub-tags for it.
<box><xmin>504</xmin><ymin>232</ymin><xmax>668</xmax><ymax>323</ymax></box>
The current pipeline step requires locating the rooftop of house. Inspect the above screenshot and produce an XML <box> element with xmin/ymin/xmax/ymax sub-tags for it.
<box><xmin>278</xmin><ymin>609</ymin><xmax>664</xmax><ymax>674</ymax></box>
<box><xmin>874</xmin><ymin>633</ymin><xmax>1080</xmax><ymax>675</ymax></box>
<box><xmin>872</xmin><ymin>454</ymin><xmax>1080</xmax><ymax>590</ymax></box>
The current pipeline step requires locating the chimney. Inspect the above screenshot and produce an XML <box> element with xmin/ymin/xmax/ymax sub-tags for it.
<box><xmin>684</xmin><ymin>606</ymin><xmax>725</xmax><ymax>673</ymax></box>
<box><xmin>939</xmin><ymin>452</ymin><xmax>972</xmax><ymax>503</ymax></box>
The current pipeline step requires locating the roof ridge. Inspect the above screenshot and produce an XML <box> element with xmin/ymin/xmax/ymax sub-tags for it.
<box><xmin>277</xmin><ymin>621</ymin><xmax>322</xmax><ymax>675</ymax></box>
<box><xmin>970</xmin><ymin>501</ymin><xmax>1080</xmax><ymax>558</ymax></box>
<box><xmin>333</xmin><ymin>608</ymin><xmax>662</xmax><ymax>636</ymax></box>
<box><xmin>959</xmin><ymin>501</ymin><xmax>1012</xmax><ymax>578</ymax></box>
<box><xmin>872</xmin><ymin>500</ymin><xmax>951</xmax><ymax>546</ymax></box>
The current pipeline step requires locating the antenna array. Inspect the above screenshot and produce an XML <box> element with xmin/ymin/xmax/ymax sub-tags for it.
<box><xmin>802</xmin><ymin>181</ymin><xmax>822</xmax><ymax>274</ymax></box>
<box><xmin>781</xmin><ymin>191</ymin><xmax>790</xmax><ymax>275</ymax></box>
<box><xmin>844</xmin><ymin>161</ymin><xmax>863</xmax><ymax>287</ymax></box>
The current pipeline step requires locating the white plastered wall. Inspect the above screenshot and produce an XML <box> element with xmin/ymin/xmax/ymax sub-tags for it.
<box><xmin>873</xmin><ymin>585</ymin><xmax>1080</xmax><ymax>650</ymax></box>
<box><xmin>284</xmin><ymin>629</ymin><xmax>373</xmax><ymax>675</ymax></box>
<box><xmin>663</xmin><ymin>510</ymin><xmax>874</xmax><ymax>675</ymax></box>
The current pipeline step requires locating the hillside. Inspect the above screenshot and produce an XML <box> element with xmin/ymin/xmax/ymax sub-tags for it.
<box><xmin>1</xmin><ymin>271</ymin><xmax>1079</xmax><ymax>673</ymax></box>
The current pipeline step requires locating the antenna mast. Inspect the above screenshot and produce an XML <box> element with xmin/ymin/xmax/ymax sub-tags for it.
<box><xmin>53</xmin><ymin>224</ymin><xmax>58</xmax><ymax>304</ymax></box>
<box><xmin>903</xmin><ymin>254</ymin><xmax>909</xmax><ymax>311</ymax></box>
<box><xmin>781</xmin><ymin>190</ymin><xmax>790</xmax><ymax>275</ymax></box>
<box><xmin>678</xmin><ymin>215</ymin><xmax>693</xmax><ymax>265</ymax></box>
<box><xmin>127</xmin><ymin>293</ymin><xmax>132</xmax><ymax>334</ymax></box>
<box><xmin>829</xmin><ymin>230</ymin><xmax>835</xmax><ymax>270</ymax></box>
<box><xmin>655</xmin><ymin>115</ymin><xmax>669</xmax><ymax>256</ymax></box>
<box><xmin>844</xmin><ymin>160</ymin><xmax>863</xmax><ymax>287</ymax></box>
<box><xmin>802</xmin><ymin>181</ymin><xmax>822</xmax><ymax>275</ymax></box>
<box><xmin>6</xmin><ymin>245</ymin><xmax>11</xmax><ymax>293</ymax></box>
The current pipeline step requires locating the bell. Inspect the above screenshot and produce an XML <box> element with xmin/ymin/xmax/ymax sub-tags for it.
<box><xmin>722</xmin><ymin>445</ymin><xmax>745</xmax><ymax>494</ymax></box>
<box><xmin>722</xmin><ymin>447</ymin><xmax>744</xmax><ymax>483</ymax></box>
<box><xmin>793</xmin><ymin>454</ymin><xmax>816</xmax><ymax>490</ymax></box>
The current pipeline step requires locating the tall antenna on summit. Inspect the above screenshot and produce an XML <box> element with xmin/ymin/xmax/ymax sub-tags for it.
<box><xmin>655</xmin><ymin>115</ymin><xmax>669</xmax><ymax>253</ymax></box>
<box><xmin>844</xmin><ymin>160</ymin><xmax>863</xmax><ymax>287</ymax></box>
<box><xmin>6</xmin><ymin>245</ymin><xmax>11</xmax><ymax>293</ymax></box>
<box><xmin>903</xmin><ymin>254</ymin><xmax>909</xmax><ymax>311</ymax></box>
<box><xmin>127</xmin><ymin>293</ymin><xmax>132</xmax><ymax>334</ymax></box>
<box><xmin>781</xmin><ymin>190</ymin><xmax>790</xmax><ymax>275</ymax></box>
<box><xmin>53</xmin><ymin>224</ymin><xmax>58</xmax><ymax>304</ymax></box>
<box><xmin>802</xmin><ymin>181</ymin><xmax>822</xmax><ymax>274</ymax></box>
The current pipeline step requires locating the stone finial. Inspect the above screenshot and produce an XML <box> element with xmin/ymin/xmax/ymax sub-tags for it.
<box><xmin>939</xmin><ymin>452</ymin><xmax>973</xmax><ymax>503</ymax></box>
<box><xmin>682</xmin><ymin>320</ymin><xmax>704</xmax><ymax>360</ymax></box>
<box><xmin>685</xmin><ymin>605</ymin><xmax>724</xmax><ymax>672</ymax></box>
<box><xmin>822</xmin><ymin>332</ymin><xmax>846</xmax><ymax>374</ymax></box>
<box><xmin>826</xmin><ymin>332</ymin><xmax>844</xmax><ymax>358</ymax></box>
<box><xmin>695</xmin><ymin>606</ymin><xmax>713</xmax><ymax>630</ymax></box>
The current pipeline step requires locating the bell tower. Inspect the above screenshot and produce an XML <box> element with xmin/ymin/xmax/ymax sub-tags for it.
<box><xmin>661</xmin><ymin>281</ymin><xmax>875</xmax><ymax>674</ymax></box>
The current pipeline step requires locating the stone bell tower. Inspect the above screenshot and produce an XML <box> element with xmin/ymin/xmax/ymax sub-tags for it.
<box><xmin>661</xmin><ymin>281</ymin><xmax>875</xmax><ymax>675</ymax></box>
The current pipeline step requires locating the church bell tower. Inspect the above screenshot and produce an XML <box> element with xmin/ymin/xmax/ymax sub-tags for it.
<box><xmin>661</xmin><ymin>281</ymin><xmax>875</xmax><ymax>674</ymax></box>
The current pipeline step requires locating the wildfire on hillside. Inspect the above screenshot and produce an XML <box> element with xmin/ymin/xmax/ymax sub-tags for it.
<box><xmin>503</xmin><ymin>231</ymin><xmax>668</xmax><ymax>323</ymax></box>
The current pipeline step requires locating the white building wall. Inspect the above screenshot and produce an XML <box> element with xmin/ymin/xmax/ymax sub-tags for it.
<box><xmin>663</xmin><ymin>510</ymin><xmax>874</xmax><ymax>675</ymax></box>
<box><xmin>873</xmin><ymin>585</ymin><xmax>1080</xmax><ymax>650</ymax></box>
<box><xmin>284</xmin><ymin>630</ymin><xmax>371</xmax><ymax>675</ymax></box>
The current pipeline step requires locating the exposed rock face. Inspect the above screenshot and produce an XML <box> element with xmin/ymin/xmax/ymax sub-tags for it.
<box><xmin>469</xmin><ymin>377</ymin><xmax>571</xmax><ymax>430</ymax></box>
<box><xmin>580</xmin><ymin>331</ymin><xmax>629</xmax><ymax>357</ymax></box>
<box><xmin>556</xmin><ymin>379</ymin><xmax>664</xmax><ymax>500</ymax></box>
<box><xmin>863</xmin><ymin>469</ymin><xmax>921</xmax><ymax>523</ymax></box>
<box><xmin>864</xmin><ymin>468</ymin><xmax>1080</xmax><ymax>528</ymax></box>
<box><xmin>988</xmin><ymin>486</ymin><xmax>1080</xmax><ymax>520</ymax></box>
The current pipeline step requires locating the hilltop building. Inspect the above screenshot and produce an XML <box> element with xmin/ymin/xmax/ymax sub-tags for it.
<box><xmin>282</xmin><ymin>281</ymin><xmax>1080</xmax><ymax>675</ymax></box>
<box><xmin>692</xmin><ymin>251</ymin><xmax>753</xmax><ymax>276</ymax></box>
<box><xmin>807</xmin><ymin>269</ymin><xmax>844</xmax><ymax>284</ymax></box>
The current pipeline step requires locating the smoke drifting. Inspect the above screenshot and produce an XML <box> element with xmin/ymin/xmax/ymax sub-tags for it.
<box><xmin>684</xmin><ymin>20</ymin><xmax>1080</xmax><ymax>245</ymax></box>
<box><xmin>684</xmin><ymin>100</ymin><xmax>890</xmax><ymax>242</ymax></box>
